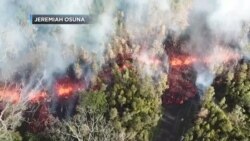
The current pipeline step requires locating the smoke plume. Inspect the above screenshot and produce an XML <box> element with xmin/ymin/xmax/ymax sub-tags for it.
<box><xmin>0</xmin><ymin>0</ymin><xmax>249</xmax><ymax>100</ymax></box>
<box><xmin>182</xmin><ymin>0</ymin><xmax>250</xmax><ymax>91</ymax></box>
<box><xmin>0</xmin><ymin>0</ymin><xmax>118</xmax><ymax>98</ymax></box>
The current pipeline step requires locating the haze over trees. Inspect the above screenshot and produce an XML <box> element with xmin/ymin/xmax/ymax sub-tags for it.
<box><xmin>0</xmin><ymin>0</ymin><xmax>249</xmax><ymax>141</ymax></box>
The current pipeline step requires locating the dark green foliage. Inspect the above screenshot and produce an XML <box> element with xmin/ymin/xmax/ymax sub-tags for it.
<box><xmin>105</xmin><ymin>64</ymin><xmax>164</xmax><ymax>141</ymax></box>
<box><xmin>225</xmin><ymin>63</ymin><xmax>250</xmax><ymax>112</ymax></box>
<box><xmin>185</xmin><ymin>62</ymin><xmax>250</xmax><ymax>141</ymax></box>
<box><xmin>39</xmin><ymin>93</ymin><xmax>119</xmax><ymax>141</ymax></box>
<box><xmin>10</xmin><ymin>132</ymin><xmax>22</xmax><ymax>141</ymax></box>
<box><xmin>80</xmin><ymin>87</ymin><xmax>108</xmax><ymax>114</ymax></box>
<box><xmin>22</xmin><ymin>133</ymin><xmax>48</xmax><ymax>141</ymax></box>
<box><xmin>184</xmin><ymin>87</ymin><xmax>244</xmax><ymax>141</ymax></box>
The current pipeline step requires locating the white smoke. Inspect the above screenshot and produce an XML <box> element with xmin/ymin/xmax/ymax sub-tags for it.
<box><xmin>208</xmin><ymin>0</ymin><xmax>250</xmax><ymax>39</ymax></box>
<box><xmin>123</xmin><ymin>0</ymin><xmax>191</xmax><ymax>42</ymax></box>
<box><xmin>0</xmin><ymin>0</ymin><xmax>191</xmax><ymax>84</ymax></box>
<box><xmin>0</xmin><ymin>0</ymin><xmax>118</xmax><ymax>97</ymax></box>
<box><xmin>119</xmin><ymin>0</ymin><xmax>192</xmax><ymax>78</ymax></box>
<box><xmin>186</xmin><ymin>0</ymin><xmax>250</xmax><ymax>91</ymax></box>
<box><xmin>0</xmin><ymin>0</ymin><xmax>249</xmax><ymax>98</ymax></box>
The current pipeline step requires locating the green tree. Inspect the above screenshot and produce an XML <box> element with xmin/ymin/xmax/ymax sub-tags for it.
<box><xmin>38</xmin><ymin>90</ymin><xmax>122</xmax><ymax>141</ymax></box>
<box><xmin>184</xmin><ymin>86</ymin><xmax>247</xmax><ymax>141</ymax></box>
<box><xmin>0</xmin><ymin>102</ymin><xmax>25</xmax><ymax>141</ymax></box>
<box><xmin>104</xmin><ymin>63</ymin><xmax>166</xmax><ymax>141</ymax></box>
<box><xmin>225</xmin><ymin>63</ymin><xmax>250</xmax><ymax>111</ymax></box>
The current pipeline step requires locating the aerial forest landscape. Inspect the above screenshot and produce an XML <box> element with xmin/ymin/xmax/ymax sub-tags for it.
<box><xmin>0</xmin><ymin>0</ymin><xmax>249</xmax><ymax>141</ymax></box>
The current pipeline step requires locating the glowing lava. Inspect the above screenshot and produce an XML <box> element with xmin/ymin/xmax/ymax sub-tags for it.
<box><xmin>57</xmin><ymin>85</ymin><xmax>73</xmax><ymax>97</ymax></box>
<box><xmin>55</xmin><ymin>77</ymin><xmax>84</xmax><ymax>99</ymax></box>
<box><xmin>170</xmin><ymin>56</ymin><xmax>197</xmax><ymax>66</ymax></box>
<box><xmin>170</xmin><ymin>47</ymin><xmax>240</xmax><ymax>67</ymax></box>
<box><xmin>0</xmin><ymin>85</ymin><xmax>48</xmax><ymax>104</ymax></box>
<box><xmin>165</xmin><ymin>46</ymin><xmax>240</xmax><ymax>105</ymax></box>
<box><xmin>0</xmin><ymin>86</ymin><xmax>20</xmax><ymax>103</ymax></box>
<box><xmin>0</xmin><ymin>77</ymin><xmax>85</xmax><ymax>104</ymax></box>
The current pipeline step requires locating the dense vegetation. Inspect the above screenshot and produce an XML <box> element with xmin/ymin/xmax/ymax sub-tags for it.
<box><xmin>0</xmin><ymin>1</ymin><xmax>249</xmax><ymax>141</ymax></box>
<box><xmin>105</xmin><ymin>63</ymin><xmax>166</xmax><ymax>141</ymax></box>
<box><xmin>184</xmin><ymin>63</ymin><xmax>250</xmax><ymax>141</ymax></box>
<box><xmin>1</xmin><ymin>45</ymin><xmax>249</xmax><ymax>141</ymax></box>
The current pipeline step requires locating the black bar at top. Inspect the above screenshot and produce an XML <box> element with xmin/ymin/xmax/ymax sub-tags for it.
<box><xmin>32</xmin><ymin>14</ymin><xmax>93</xmax><ymax>24</ymax></box>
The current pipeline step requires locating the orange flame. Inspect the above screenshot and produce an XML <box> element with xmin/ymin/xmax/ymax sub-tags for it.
<box><xmin>0</xmin><ymin>86</ymin><xmax>48</xmax><ymax>104</ymax></box>
<box><xmin>56</xmin><ymin>84</ymin><xmax>74</xmax><ymax>98</ymax></box>
<box><xmin>55</xmin><ymin>77</ymin><xmax>84</xmax><ymax>99</ymax></box>
<box><xmin>170</xmin><ymin>56</ymin><xmax>197</xmax><ymax>66</ymax></box>
<box><xmin>0</xmin><ymin>77</ymin><xmax>85</xmax><ymax>104</ymax></box>
<box><xmin>0</xmin><ymin>87</ymin><xmax>20</xmax><ymax>103</ymax></box>
<box><xmin>170</xmin><ymin>47</ymin><xmax>240</xmax><ymax>67</ymax></box>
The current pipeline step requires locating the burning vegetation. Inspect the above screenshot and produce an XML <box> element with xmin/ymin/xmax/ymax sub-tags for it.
<box><xmin>0</xmin><ymin>0</ymin><xmax>249</xmax><ymax>141</ymax></box>
<box><xmin>0</xmin><ymin>76</ymin><xmax>84</xmax><ymax>104</ymax></box>
<box><xmin>54</xmin><ymin>76</ymin><xmax>85</xmax><ymax>99</ymax></box>
<box><xmin>0</xmin><ymin>24</ymin><xmax>246</xmax><ymax>141</ymax></box>
<box><xmin>164</xmin><ymin>52</ymin><xmax>197</xmax><ymax>104</ymax></box>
